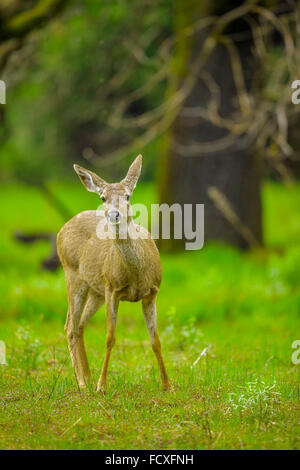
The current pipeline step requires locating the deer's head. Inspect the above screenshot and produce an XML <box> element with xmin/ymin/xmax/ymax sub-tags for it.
<box><xmin>74</xmin><ymin>155</ymin><xmax>142</xmax><ymax>229</ymax></box>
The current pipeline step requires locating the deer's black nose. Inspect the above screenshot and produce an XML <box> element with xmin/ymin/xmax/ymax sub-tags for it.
<box><xmin>108</xmin><ymin>210</ymin><xmax>120</xmax><ymax>223</ymax></box>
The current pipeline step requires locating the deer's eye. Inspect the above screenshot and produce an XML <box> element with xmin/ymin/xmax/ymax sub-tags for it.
<box><xmin>125</xmin><ymin>195</ymin><xmax>130</xmax><ymax>201</ymax></box>
<box><xmin>100</xmin><ymin>196</ymin><xmax>106</xmax><ymax>202</ymax></box>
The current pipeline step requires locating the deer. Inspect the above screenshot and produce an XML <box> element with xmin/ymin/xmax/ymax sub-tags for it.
<box><xmin>57</xmin><ymin>155</ymin><xmax>172</xmax><ymax>393</ymax></box>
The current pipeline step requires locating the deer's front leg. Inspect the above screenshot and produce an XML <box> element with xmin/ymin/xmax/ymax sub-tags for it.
<box><xmin>142</xmin><ymin>295</ymin><xmax>172</xmax><ymax>391</ymax></box>
<box><xmin>97</xmin><ymin>289</ymin><xmax>119</xmax><ymax>393</ymax></box>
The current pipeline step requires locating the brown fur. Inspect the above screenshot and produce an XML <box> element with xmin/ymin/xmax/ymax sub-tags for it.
<box><xmin>57</xmin><ymin>155</ymin><xmax>171</xmax><ymax>392</ymax></box>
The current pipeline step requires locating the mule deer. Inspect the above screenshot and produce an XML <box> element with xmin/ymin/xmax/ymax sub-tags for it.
<box><xmin>57</xmin><ymin>155</ymin><xmax>171</xmax><ymax>393</ymax></box>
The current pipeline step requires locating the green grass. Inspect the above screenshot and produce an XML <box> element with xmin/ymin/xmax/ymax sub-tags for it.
<box><xmin>0</xmin><ymin>180</ymin><xmax>299</xmax><ymax>450</ymax></box>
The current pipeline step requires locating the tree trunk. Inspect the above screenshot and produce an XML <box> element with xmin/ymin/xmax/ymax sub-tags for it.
<box><xmin>158</xmin><ymin>1</ymin><xmax>263</xmax><ymax>251</ymax></box>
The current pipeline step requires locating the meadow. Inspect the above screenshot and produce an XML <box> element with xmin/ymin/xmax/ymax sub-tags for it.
<box><xmin>0</xmin><ymin>180</ymin><xmax>299</xmax><ymax>450</ymax></box>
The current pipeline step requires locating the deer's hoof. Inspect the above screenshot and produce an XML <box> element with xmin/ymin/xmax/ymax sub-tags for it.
<box><xmin>78</xmin><ymin>382</ymin><xmax>88</xmax><ymax>391</ymax></box>
<box><xmin>96</xmin><ymin>384</ymin><xmax>106</xmax><ymax>395</ymax></box>
<box><xmin>163</xmin><ymin>383</ymin><xmax>174</xmax><ymax>393</ymax></box>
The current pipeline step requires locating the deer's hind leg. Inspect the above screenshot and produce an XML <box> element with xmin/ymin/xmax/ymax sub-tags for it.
<box><xmin>142</xmin><ymin>295</ymin><xmax>172</xmax><ymax>391</ymax></box>
<box><xmin>64</xmin><ymin>270</ymin><xmax>103</xmax><ymax>389</ymax></box>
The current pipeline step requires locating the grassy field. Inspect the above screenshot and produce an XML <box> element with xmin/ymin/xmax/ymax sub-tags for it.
<box><xmin>0</xmin><ymin>180</ymin><xmax>299</xmax><ymax>450</ymax></box>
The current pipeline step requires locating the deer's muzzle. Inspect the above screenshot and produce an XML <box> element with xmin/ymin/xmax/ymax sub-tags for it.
<box><xmin>108</xmin><ymin>210</ymin><xmax>121</xmax><ymax>224</ymax></box>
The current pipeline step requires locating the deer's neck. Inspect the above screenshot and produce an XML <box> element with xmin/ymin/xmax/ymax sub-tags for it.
<box><xmin>112</xmin><ymin>223</ymin><xmax>142</xmax><ymax>272</ymax></box>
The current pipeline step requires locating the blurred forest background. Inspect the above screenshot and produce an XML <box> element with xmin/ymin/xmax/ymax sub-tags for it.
<box><xmin>0</xmin><ymin>0</ymin><xmax>300</xmax><ymax>252</ymax></box>
<box><xmin>0</xmin><ymin>0</ymin><xmax>300</xmax><ymax>450</ymax></box>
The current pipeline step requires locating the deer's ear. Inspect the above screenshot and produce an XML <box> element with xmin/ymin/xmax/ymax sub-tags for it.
<box><xmin>121</xmin><ymin>154</ymin><xmax>142</xmax><ymax>193</ymax></box>
<box><xmin>73</xmin><ymin>164</ymin><xmax>107</xmax><ymax>194</ymax></box>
